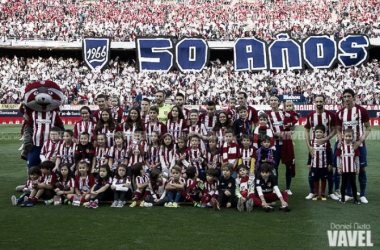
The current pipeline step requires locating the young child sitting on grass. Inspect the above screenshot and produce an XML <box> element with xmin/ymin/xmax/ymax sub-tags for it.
<box><xmin>12</xmin><ymin>166</ymin><xmax>41</xmax><ymax>206</ymax></box>
<box><xmin>253</xmin><ymin>163</ymin><xmax>291</xmax><ymax>212</ymax></box>
<box><xmin>214</xmin><ymin>163</ymin><xmax>236</xmax><ymax>211</ymax></box>
<box><xmin>20</xmin><ymin>161</ymin><xmax>57</xmax><ymax>207</ymax></box>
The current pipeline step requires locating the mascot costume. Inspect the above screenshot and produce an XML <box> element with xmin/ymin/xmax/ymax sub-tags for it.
<box><xmin>17</xmin><ymin>80</ymin><xmax>65</xmax><ymax>190</ymax></box>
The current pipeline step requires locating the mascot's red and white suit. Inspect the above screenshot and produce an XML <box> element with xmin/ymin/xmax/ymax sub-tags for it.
<box><xmin>21</xmin><ymin>80</ymin><xmax>65</xmax><ymax>168</ymax></box>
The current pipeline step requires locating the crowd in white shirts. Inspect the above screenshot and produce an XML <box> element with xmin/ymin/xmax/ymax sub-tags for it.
<box><xmin>0</xmin><ymin>0</ymin><xmax>379</xmax><ymax>43</ymax></box>
<box><xmin>0</xmin><ymin>55</ymin><xmax>379</xmax><ymax>106</ymax></box>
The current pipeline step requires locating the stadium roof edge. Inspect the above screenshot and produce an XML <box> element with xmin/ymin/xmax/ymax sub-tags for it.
<box><xmin>0</xmin><ymin>38</ymin><xmax>379</xmax><ymax>50</ymax></box>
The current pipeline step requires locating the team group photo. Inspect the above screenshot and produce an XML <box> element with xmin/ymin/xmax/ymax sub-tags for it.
<box><xmin>1</xmin><ymin>0</ymin><xmax>379</xmax><ymax>249</ymax></box>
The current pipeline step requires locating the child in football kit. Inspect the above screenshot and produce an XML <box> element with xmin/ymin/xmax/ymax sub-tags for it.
<box><xmin>145</xmin><ymin>131</ymin><xmax>161</xmax><ymax>173</ymax></box>
<box><xmin>130</xmin><ymin>163</ymin><xmax>150</xmax><ymax>208</ymax></box>
<box><xmin>238</xmin><ymin>134</ymin><xmax>256</xmax><ymax>174</ymax></box>
<box><xmin>233</xmin><ymin>106</ymin><xmax>252</xmax><ymax>145</ymax></box>
<box><xmin>255</xmin><ymin>135</ymin><xmax>276</xmax><ymax>176</ymax></box>
<box><xmin>159</xmin><ymin>133</ymin><xmax>176</xmax><ymax>177</ymax></box>
<box><xmin>214</xmin><ymin>163</ymin><xmax>236</xmax><ymax>210</ymax></box>
<box><xmin>165</xmin><ymin>166</ymin><xmax>186</xmax><ymax>208</ymax></box>
<box><xmin>307</xmin><ymin>125</ymin><xmax>332</xmax><ymax>201</ymax></box>
<box><xmin>336</xmin><ymin>129</ymin><xmax>361</xmax><ymax>205</ymax></box>
<box><xmin>40</xmin><ymin>127</ymin><xmax>61</xmax><ymax>163</ymax></box>
<box><xmin>54</xmin><ymin>130</ymin><xmax>76</xmax><ymax>173</ymax></box>
<box><xmin>21</xmin><ymin>161</ymin><xmax>57</xmax><ymax>207</ymax></box>
<box><xmin>252</xmin><ymin>113</ymin><xmax>274</xmax><ymax>150</ymax></box>
<box><xmin>108</xmin><ymin>131</ymin><xmax>128</xmax><ymax>175</ymax></box>
<box><xmin>126</xmin><ymin>130</ymin><xmax>147</xmax><ymax>174</ymax></box>
<box><xmin>92</xmin><ymin>133</ymin><xmax>109</xmax><ymax>176</ymax></box>
<box><xmin>67</xmin><ymin>160</ymin><xmax>95</xmax><ymax>206</ymax></box>
<box><xmin>12</xmin><ymin>166</ymin><xmax>41</xmax><ymax>206</ymax></box>
<box><xmin>284</xmin><ymin>101</ymin><xmax>299</xmax><ymax>131</ymax></box>
<box><xmin>235</xmin><ymin>164</ymin><xmax>255</xmax><ymax>212</ymax></box>
<box><xmin>200</xmin><ymin>168</ymin><xmax>219</xmax><ymax>208</ymax></box>
<box><xmin>74</xmin><ymin>132</ymin><xmax>95</xmax><ymax>174</ymax></box>
<box><xmin>182</xmin><ymin>166</ymin><xmax>202</xmax><ymax>207</ymax></box>
<box><xmin>183</xmin><ymin>134</ymin><xmax>206</xmax><ymax>180</ymax></box>
<box><xmin>221</xmin><ymin>130</ymin><xmax>240</xmax><ymax>176</ymax></box>
<box><xmin>205</xmin><ymin>136</ymin><xmax>221</xmax><ymax>174</ymax></box>
<box><xmin>144</xmin><ymin>168</ymin><xmax>169</xmax><ymax>207</ymax></box>
<box><xmin>110</xmin><ymin>164</ymin><xmax>131</xmax><ymax>208</ymax></box>
<box><xmin>45</xmin><ymin>163</ymin><xmax>74</xmax><ymax>205</ymax></box>
<box><xmin>253</xmin><ymin>163</ymin><xmax>291</xmax><ymax>212</ymax></box>
<box><xmin>86</xmin><ymin>164</ymin><xmax>112</xmax><ymax>208</ymax></box>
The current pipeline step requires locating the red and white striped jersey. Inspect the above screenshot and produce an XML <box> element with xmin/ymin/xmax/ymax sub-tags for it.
<box><xmin>145</xmin><ymin>121</ymin><xmax>167</xmax><ymax>145</ymax></box>
<box><xmin>94</xmin><ymin>126</ymin><xmax>117</xmax><ymax>148</ymax></box>
<box><xmin>310</xmin><ymin>138</ymin><xmax>332</xmax><ymax>168</ymax></box>
<box><xmin>108</xmin><ymin>146</ymin><xmax>127</xmax><ymax>169</ymax></box>
<box><xmin>253</xmin><ymin>125</ymin><xmax>275</xmax><ymax>150</ymax></box>
<box><xmin>166</xmin><ymin>118</ymin><xmax>188</xmax><ymax>143</ymax></box>
<box><xmin>159</xmin><ymin>146</ymin><xmax>176</xmax><ymax>169</ymax></box>
<box><xmin>186</xmin><ymin>178</ymin><xmax>201</xmax><ymax>196</ymax></box>
<box><xmin>184</xmin><ymin>147</ymin><xmax>206</xmax><ymax>170</ymax></box>
<box><xmin>94</xmin><ymin>146</ymin><xmax>109</xmax><ymax>171</ymax></box>
<box><xmin>198</xmin><ymin>113</ymin><xmax>217</xmax><ymax>136</ymax></box>
<box><xmin>146</xmin><ymin>145</ymin><xmax>161</xmax><ymax>166</ymax></box>
<box><xmin>112</xmin><ymin>176</ymin><xmax>131</xmax><ymax>185</ymax></box>
<box><xmin>168</xmin><ymin>108</ymin><xmax>190</xmax><ymax>121</ymax></box>
<box><xmin>167</xmin><ymin>176</ymin><xmax>186</xmax><ymax>186</ymax></box>
<box><xmin>214</xmin><ymin>127</ymin><xmax>228</xmax><ymax>149</ymax></box>
<box><xmin>149</xmin><ymin>178</ymin><xmax>167</xmax><ymax>198</ymax></box>
<box><xmin>221</xmin><ymin>142</ymin><xmax>240</xmax><ymax>164</ymax></box>
<box><xmin>141</xmin><ymin>114</ymin><xmax>150</xmax><ymax>124</ymax></box>
<box><xmin>110</xmin><ymin>106</ymin><xmax>124</xmax><ymax>123</ymax></box>
<box><xmin>75</xmin><ymin>174</ymin><xmax>95</xmax><ymax>194</ymax></box>
<box><xmin>120</xmin><ymin>123</ymin><xmax>137</xmax><ymax>147</ymax></box>
<box><xmin>205</xmin><ymin>148</ymin><xmax>221</xmax><ymax>169</ymax></box>
<box><xmin>203</xmin><ymin>180</ymin><xmax>219</xmax><ymax>196</ymax></box>
<box><xmin>336</xmin><ymin>143</ymin><xmax>360</xmax><ymax>173</ymax></box>
<box><xmin>41</xmin><ymin>139</ymin><xmax>61</xmax><ymax>161</ymax></box>
<box><xmin>56</xmin><ymin>141</ymin><xmax>76</xmax><ymax>164</ymax></box>
<box><xmin>135</xmin><ymin>174</ymin><xmax>150</xmax><ymax>187</ymax></box>
<box><xmin>226</xmin><ymin>107</ymin><xmax>238</xmax><ymax>121</ymax></box>
<box><xmin>57</xmin><ymin>177</ymin><xmax>75</xmax><ymax>189</ymax></box>
<box><xmin>26</xmin><ymin>111</ymin><xmax>63</xmax><ymax>147</ymax></box>
<box><xmin>304</xmin><ymin>110</ymin><xmax>336</xmax><ymax>140</ymax></box>
<box><xmin>126</xmin><ymin>142</ymin><xmax>147</xmax><ymax>166</ymax></box>
<box><xmin>40</xmin><ymin>173</ymin><xmax>58</xmax><ymax>186</ymax></box>
<box><xmin>239</xmin><ymin>146</ymin><xmax>255</xmax><ymax>169</ymax></box>
<box><xmin>188</xmin><ymin>123</ymin><xmax>208</xmax><ymax>138</ymax></box>
<box><xmin>91</xmin><ymin>110</ymin><xmax>102</xmax><ymax>124</ymax></box>
<box><xmin>335</xmin><ymin>105</ymin><xmax>369</xmax><ymax>147</ymax></box>
<box><xmin>73</xmin><ymin>120</ymin><xmax>96</xmax><ymax>142</ymax></box>
<box><xmin>266</xmin><ymin>110</ymin><xmax>286</xmax><ymax>145</ymax></box>
<box><xmin>25</xmin><ymin>177</ymin><xmax>41</xmax><ymax>192</ymax></box>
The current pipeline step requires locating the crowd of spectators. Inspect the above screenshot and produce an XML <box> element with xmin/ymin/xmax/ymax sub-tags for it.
<box><xmin>1</xmin><ymin>55</ymin><xmax>379</xmax><ymax>106</ymax></box>
<box><xmin>0</xmin><ymin>0</ymin><xmax>379</xmax><ymax>43</ymax></box>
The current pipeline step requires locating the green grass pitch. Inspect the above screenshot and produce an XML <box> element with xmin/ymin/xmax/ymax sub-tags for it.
<box><xmin>0</xmin><ymin>125</ymin><xmax>379</xmax><ymax>249</ymax></box>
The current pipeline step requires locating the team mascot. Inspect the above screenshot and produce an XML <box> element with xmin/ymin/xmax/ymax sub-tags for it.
<box><xmin>16</xmin><ymin>80</ymin><xmax>65</xmax><ymax>191</ymax></box>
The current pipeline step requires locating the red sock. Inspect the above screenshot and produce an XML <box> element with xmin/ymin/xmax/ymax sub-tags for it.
<box><xmin>27</xmin><ymin>197</ymin><xmax>32</xmax><ymax>202</ymax></box>
<box><xmin>32</xmin><ymin>197</ymin><xmax>38</xmax><ymax>202</ymax></box>
<box><xmin>133</xmin><ymin>191</ymin><xmax>141</xmax><ymax>201</ymax></box>
<box><xmin>142</xmin><ymin>191</ymin><xmax>150</xmax><ymax>201</ymax></box>
<box><xmin>314</xmin><ymin>181</ymin><xmax>319</xmax><ymax>196</ymax></box>
<box><xmin>321</xmin><ymin>180</ymin><xmax>326</xmax><ymax>195</ymax></box>
<box><xmin>70</xmin><ymin>196</ymin><xmax>74</xmax><ymax>202</ymax></box>
<box><xmin>182</xmin><ymin>191</ymin><xmax>194</xmax><ymax>202</ymax></box>
<box><xmin>80</xmin><ymin>196</ymin><xmax>86</xmax><ymax>205</ymax></box>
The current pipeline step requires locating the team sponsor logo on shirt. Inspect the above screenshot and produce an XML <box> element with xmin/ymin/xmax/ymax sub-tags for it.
<box><xmin>36</xmin><ymin>119</ymin><xmax>52</xmax><ymax>124</ymax></box>
<box><xmin>343</xmin><ymin>121</ymin><xmax>359</xmax><ymax>126</ymax></box>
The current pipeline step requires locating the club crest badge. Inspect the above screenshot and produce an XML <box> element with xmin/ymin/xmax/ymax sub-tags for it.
<box><xmin>83</xmin><ymin>38</ymin><xmax>111</xmax><ymax>72</ymax></box>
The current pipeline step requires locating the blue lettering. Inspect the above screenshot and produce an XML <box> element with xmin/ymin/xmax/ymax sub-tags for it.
<box><xmin>303</xmin><ymin>35</ymin><xmax>337</xmax><ymax>69</ymax></box>
<box><xmin>175</xmin><ymin>38</ymin><xmax>208</xmax><ymax>72</ymax></box>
